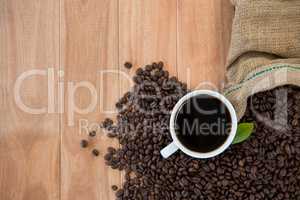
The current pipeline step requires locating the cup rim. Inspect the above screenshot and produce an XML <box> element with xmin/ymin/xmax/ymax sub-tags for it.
<box><xmin>169</xmin><ymin>90</ymin><xmax>238</xmax><ymax>159</ymax></box>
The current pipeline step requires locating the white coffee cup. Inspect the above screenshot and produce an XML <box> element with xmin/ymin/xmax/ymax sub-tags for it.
<box><xmin>160</xmin><ymin>90</ymin><xmax>238</xmax><ymax>159</ymax></box>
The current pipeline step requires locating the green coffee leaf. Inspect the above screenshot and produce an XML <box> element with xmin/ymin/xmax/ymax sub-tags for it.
<box><xmin>232</xmin><ymin>123</ymin><xmax>254</xmax><ymax>144</ymax></box>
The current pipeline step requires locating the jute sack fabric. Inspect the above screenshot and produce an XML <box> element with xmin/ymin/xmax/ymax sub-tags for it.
<box><xmin>225</xmin><ymin>0</ymin><xmax>300</xmax><ymax>120</ymax></box>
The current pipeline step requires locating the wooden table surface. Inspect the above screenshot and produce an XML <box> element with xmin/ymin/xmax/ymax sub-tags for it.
<box><xmin>0</xmin><ymin>0</ymin><xmax>233</xmax><ymax>199</ymax></box>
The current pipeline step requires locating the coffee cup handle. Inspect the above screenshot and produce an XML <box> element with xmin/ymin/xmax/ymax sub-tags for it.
<box><xmin>160</xmin><ymin>142</ymin><xmax>179</xmax><ymax>158</ymax></box>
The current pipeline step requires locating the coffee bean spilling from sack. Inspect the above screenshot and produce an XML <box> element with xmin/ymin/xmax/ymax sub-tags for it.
<box><xmin>102</xmin><ymin>62</ymin><xmax>300</xmax><ymax>200</ymax></box>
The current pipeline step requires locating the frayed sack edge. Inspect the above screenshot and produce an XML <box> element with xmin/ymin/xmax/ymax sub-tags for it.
<box><xmin>224</xmin><ymin>63</ymin><xmax>300</xmax><ymax>121</ymax></box>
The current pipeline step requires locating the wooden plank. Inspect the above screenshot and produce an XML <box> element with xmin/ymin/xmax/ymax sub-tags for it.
<box><xmin>119</xmin><ymin>0</ymin><xmax>178</xmax><ymax>79</ymax></box>
<box><xmin>60</xmin><ymin>0</ymin><xmax>120</xmax><ymax>200</ymax></box>
<box><xmin>118</xmin><ymin>0</ymin><xmax>178</xmax><ymax>191</ymax></box>
<box><xmin>0</xmin><ymin>0</ymin><xmax>60</xmax><ymax>200</ymax></box>
<box><xmin>178</xmin><ymin>0</ymin><xmax>234</xmax><ymax>90</ymax></box>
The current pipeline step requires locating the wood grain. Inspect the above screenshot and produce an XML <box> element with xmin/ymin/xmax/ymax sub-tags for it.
<box><xmin>178</xmin><ymin>0</ymin><xmax>234</xmax><ymax>90</ymax></box>
<box><xmin>0</xmin><ymin>0</ymin><xmax>60</xmax><ymax>200</ymax></box>
<box><xmin>60</xmin><ymin>0</ymin><xmax>120</xmax><ymax>200</ymax></box>
<box><xmin>119</xmin><ymin>0</ymin><xmax>178</xmax><ymax>77</ymax></box>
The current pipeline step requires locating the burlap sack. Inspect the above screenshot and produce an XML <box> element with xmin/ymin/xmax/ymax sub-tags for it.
<box><xmin>225</xmin><ymin>0</ymin><xmax>300</xmax><ymax>120</ymax></box>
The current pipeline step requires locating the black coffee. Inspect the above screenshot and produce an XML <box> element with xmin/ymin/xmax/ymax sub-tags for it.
<box><xmin>176</xmin><ymin>94</ymin><xmax>231</xmax><ymax>153</ymax></box>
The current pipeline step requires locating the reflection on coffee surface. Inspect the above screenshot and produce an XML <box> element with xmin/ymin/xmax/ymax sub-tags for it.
<box><xmin>175</xmin><ymin>94</ymin><xmax>231</xmax><ymax>153</ymax></box>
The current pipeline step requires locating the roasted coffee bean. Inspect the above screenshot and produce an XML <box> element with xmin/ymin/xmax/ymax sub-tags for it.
<box><xmin>80</xmin><ymin>140</ymin><xmax>88</xmax><ymax>148</ymax></box>
<box><xmin>145</xmin><ymin>65</ymin><xmax>153</xmax><ymax>71</ymax></box>
<box><xmin>92</xmin><ymin>149</ymin><xmax>100</xmax><ymax>157</ymax></box>
<box><xmin>101</xmin><ymin>118</ymin><xmax>114</xmax><ymax>129</ymax></box>
<box><xmin>89</xmin><ymin>130</ymin><xmax>96</xmax><ymax>137</ymax></box>
<box><xmin>104</xmin><ymin>152</ymin><xmax>113</xmax><ymax>161</ymax></box>
<box><xmin>107</xmin><ymin>132</ymin><xmax>117</xmax><ymax>138</ymax></box>
<box><xmin>112</xmin><ymin>185</ymin><xmax>118</xmax><ymax>191</ymax></box>
<box><xmin>107</xmin><ymin>147</ymin><xmax>117</xmax><ymax>154</ymax></box>
<box><xmin>124</xmin><ymin>62</ymin><xmax>133</xmax><ymax>69</ymax></box>
<box><xmin>101</xmin><ymin>63</ymin><xmax>300</xmax><ymax>200</ymax></box>
<box><xmin>115</xmin><ymin>189</ymin><xmax>124</xmax><ymax>197</ymax></box>
<box><xmin>158</xmin><ymin>61</ymin><xmax>164</xmax><ymax>70</ymax></box>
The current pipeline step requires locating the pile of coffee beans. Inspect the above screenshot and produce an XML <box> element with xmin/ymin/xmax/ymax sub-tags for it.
<box><xmin>102</xmin><ymin>62</ymin><xmax>300</xmax><ymax>200</ymax></box>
